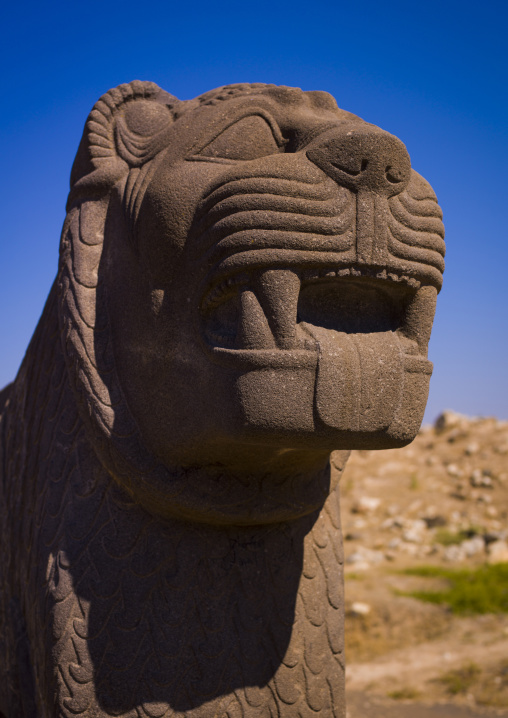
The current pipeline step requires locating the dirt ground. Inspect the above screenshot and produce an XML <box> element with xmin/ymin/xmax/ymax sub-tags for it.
<box><xmin>333</xmin><ymin>411</ymin><xmax>508</xmax><ymax>717</ymax></box>
<box><xmin>347</xmin><ymin>691</ymin><xmax>508</xmax><ymax>717</ymax></box>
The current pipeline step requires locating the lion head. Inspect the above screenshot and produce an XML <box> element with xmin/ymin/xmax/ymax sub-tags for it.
<box><xmin>58</xmin><ymin>81</ymin><xmax>444</xmax><ymax>524</ymax></box>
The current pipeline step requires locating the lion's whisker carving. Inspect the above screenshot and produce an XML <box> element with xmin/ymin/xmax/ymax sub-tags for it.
<box><xmin>202</xmin><ymin>234</ymin><xmax>356</xmax><ymax>272</ymax></box>
<box><xmin>195</xmin><ymin>193</ymin><xmax>352</xmax><ymax>240</ymax></box>
<box><xmin>192</xmin><ymin>180</ymin><xmax>351</xmax><ymax>252</ymax></box>
<box><xmin>201</xmin><ymin>176</ymin><xmax>336</xmax><ymax>207</ymax></box>
<box><xmin>0</xmin><ymin>81</ymin><xmax>444</xmax><ymax>717</ymax></box>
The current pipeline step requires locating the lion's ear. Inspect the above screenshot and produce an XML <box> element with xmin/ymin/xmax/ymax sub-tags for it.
<box><xmin>68</xmin><ymin>81</ymin><xmax>178</xmax><ymax>208</ymax></box>
<box><xmin>58</xmin><ymin>82</ymin><xmax>179</xmax><ymax>482</ymax></box>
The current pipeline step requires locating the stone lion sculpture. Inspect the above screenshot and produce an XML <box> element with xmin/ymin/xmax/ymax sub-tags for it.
<box><xmin>0</xmin><ymin>81</ymin><xmax>444</xmax><ymax>717</ymax></box>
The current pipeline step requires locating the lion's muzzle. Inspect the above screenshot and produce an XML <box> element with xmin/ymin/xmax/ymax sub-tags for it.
<box><xmin>192</xmin><ymin>123</ymin><xmax>443</xmax><ymax>442</ymax></box>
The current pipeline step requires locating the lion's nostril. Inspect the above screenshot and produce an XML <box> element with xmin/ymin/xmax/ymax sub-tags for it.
<box><xmin>331</xmin><ymin>158</ymin><xmax>368</xmax><ymax>177</ymax></box>
<box><xmin>306</xmin><ymin>125</ymin><xmax>411</xmax><ymax>197</ymax></box>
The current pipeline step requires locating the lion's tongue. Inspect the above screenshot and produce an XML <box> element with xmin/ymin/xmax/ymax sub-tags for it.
<box><xmin>303</xmin><ymin>325</ymin><xmax>404</xmax><ymax>432</ymax></box>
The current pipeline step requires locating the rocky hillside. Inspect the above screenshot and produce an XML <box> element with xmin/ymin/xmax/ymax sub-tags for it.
<box><xmin>338</xmin><ymin>410</ymin><xmax>508</xmax><ymax>571</ymax></box>
<box><xmin>333</xmin><ymin>411</ymin><xmax>508</xmax><ymax>716</ymax></box>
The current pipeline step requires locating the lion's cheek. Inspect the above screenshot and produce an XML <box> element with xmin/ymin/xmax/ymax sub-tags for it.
<box><xmin>135</xmin><ymin>160</ymin><xmax>236</xmax><ymax>289</ymax></box>
<box><xmin>114</xmin><ymin>346</ymin><xmax>247</xmax><ymax>467</ymax></box>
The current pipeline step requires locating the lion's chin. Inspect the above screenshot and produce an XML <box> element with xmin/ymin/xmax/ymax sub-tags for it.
<box><xmin>126</xmin><ymin>448</ymin><xmax>338</xmax><ymax>526</ymax></box>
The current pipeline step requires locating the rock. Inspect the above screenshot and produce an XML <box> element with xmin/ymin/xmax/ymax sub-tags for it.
<box><xmin>450</xmin><ymin>482</ymin><xmax>469</xmax><ymax>500</ymax></box>
<box><xmin>461</xmin><ymin>536</ymin><xmax>485</xmax><ymax>557</ymax></box>
<box><xmin>434</xmin><ymin>410</ymin><xmax>469</xmax><ymax>433</ymax></box>
<box><xmin>402</xmin><ymin>519</ymin><xmax>427</xmax><ymax>543</ymax></box>
<box><xmin>352</xmin><ymin>496</ymin><xmax>381</xmax><ymax>514</ymax></box>
<box><xmin>446</xmin><ymin>428</ymin><xmax>468</xmax><ymax>443</ymax></box>
<box><xmin>484</xmin><ymin>531</ymin><xmax>508</xmax><ymax>545</ymax></box>
<box><xmin>347</xmin><ymin>547</ymin><xmax>385</xmax><ymax>565</ymax></box>
<box><xmin>345</xmin><ymin>532</ymin><xmax>364</xmax><ymax>541</ymax></box>
<box><xmin>350</xmin><ymin>602</ymin><xmax>371</xmax><ymax>616</ymax></box>
<box><xmin>381</xmin><ymin>517</ymin><xmax>397</xmax><ymax>529</ymax></box>
<box><xmin>402</xmin><ymin>530</ymin><xmax>423</xmax><ymax>544</ymax></box>
<box><xmin>423</xmin><ymin>515</ymin><xmax>447</xmax><ymax>528</ymax></box>
<box><xmin>470</xmin><ymin>469</ymin><xmax>494</xmax><ymax>488</ymax></box>
<box><xmin>352</xmin><ymin>517</ymin><xmax>367</xmax><ymax>529</ymax></box>
<box><xmin>487</xmin><ymin>540</ymin><xmax>508</xmax><ymax>564</ymax></box>
<box><xmin>345</xmin><ymin>561</ymin><xmax>371</xmax><ymax>572</ymax></box>
<box><xmin>443</xmin><ymin>545</ymin><xmax>466</xmax><ymax>562</ymax></box>
<box><xmin>446</xmin><ymin>463</ymin><xmax>463</xmax><ymax>477</ymax></box>
<box><xmin>465</xmin><ymin>442</ymin><xmax>480</xmax><ymax>455</ymax></box>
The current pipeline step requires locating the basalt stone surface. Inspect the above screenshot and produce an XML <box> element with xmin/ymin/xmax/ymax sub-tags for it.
<box><xmin>0</xmin><ymin>81</ymin><xmax>445</xmax><ymax>717</ymax></box>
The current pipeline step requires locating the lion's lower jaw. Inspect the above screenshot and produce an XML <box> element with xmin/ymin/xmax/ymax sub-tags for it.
<box><xmin>229</xmin><ymin>333</ymin><xmax>431</xmax><ymax>447</ymax></box>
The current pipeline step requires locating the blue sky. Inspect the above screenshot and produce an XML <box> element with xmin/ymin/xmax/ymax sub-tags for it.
<box><xmin>1</xmin><ymin>0</ymin><xmax>507</xmax><ymax>422</ymax></box>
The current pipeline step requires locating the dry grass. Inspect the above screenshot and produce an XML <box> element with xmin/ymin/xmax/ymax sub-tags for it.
<box><xmin>345</xmin><ymin>595</ymin><xmax>450</xmax><ymax>662</ymax></box>
<box><xmin>436</xmin><ymin>662</ymin><xmax>481</xmax><ymax>695</ymax></box>
<box><xmin>435</xmin><ymin>659</ymin><xmax>508</xmax><ymax>707</ymax></box>
<box><xmin>387</xmin><ymin>686</ymin><xmax>422</xmax><ymax>700</ymax></box>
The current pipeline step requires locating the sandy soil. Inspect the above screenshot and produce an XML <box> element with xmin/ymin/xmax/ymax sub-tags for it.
<box><xmin>347</xmin><ymin>691</ymin><xmax>508</xmax><ymax>717</ymax></box>
<box><xmin>333</xmin><ymin>411</ymin><xmax>508</xmax><ymax>716</ymax></box>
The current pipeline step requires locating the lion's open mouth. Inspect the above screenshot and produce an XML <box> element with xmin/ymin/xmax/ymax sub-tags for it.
<box><xmin>201</xmin><ymin>262</ymin><xmax>426</xmax><ymax>357</ymax></box>
<box><xmin>200</xmin><ymin>258</ymin><xmax>435</xmax><ymax>433</ymax></box>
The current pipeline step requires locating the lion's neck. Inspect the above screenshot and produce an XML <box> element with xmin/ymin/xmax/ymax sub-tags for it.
<box><xmin>49</xmin><ymin>470</ymin><xmax>345</xmax><ymax>717</ymax></box>
<box><xmin>4</xmin><ymin>289</ymin><xmax>346</xmax><ymax>718</ymax></box>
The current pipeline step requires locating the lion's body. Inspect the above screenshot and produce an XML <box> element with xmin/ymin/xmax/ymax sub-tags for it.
<box><xmin>0</xmin><ymin>286</ymin><xmax>346</xmax><ymax>716</ymax></box>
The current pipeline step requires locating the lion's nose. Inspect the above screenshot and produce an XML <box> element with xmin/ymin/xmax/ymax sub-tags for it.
<box><xmin>306</xmin><ymin>124</ymin><xmax>411</xmax><ymax>197</ymax></box>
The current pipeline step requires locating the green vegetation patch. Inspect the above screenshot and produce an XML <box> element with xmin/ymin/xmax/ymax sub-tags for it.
<box><xmin>388</xmin><ymin>686</ymin><xmax>421</xmax><ymax>700</ymax></box>
<box><xmin>437</xmin><ymin>662</ymin><xmax>481</xmax><ymax>695</ymax></box>
<box><xmin>409</xmin><ymin>472</ymin><xmax>420</xmax><ymax>491</ymax></box>
<box><xmin>435</xmin><ymin>660</ymin><xmax>508</xmax><ymax>707</ymax></box>
<box><xmin>400</xmin><ymin>563</ymin><xmax>508</xmax><ymax>615</ymax></box>
<box><xmin>433</xmin><ymin>527</ymin><xmax>481</xmax><ymax>546</ymax></box>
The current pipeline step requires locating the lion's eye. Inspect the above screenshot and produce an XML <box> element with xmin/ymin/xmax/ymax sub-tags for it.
<box><xmin>195</xmin><ymin>115</ymin><xmax>285</xmax><ymax>161</ymax></box>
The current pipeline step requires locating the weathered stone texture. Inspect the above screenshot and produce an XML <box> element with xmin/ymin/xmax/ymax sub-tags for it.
<box><xmin>0</xmin><ymin>82</ymin><xmax>444</xmax><ymax>716</ymax></box>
